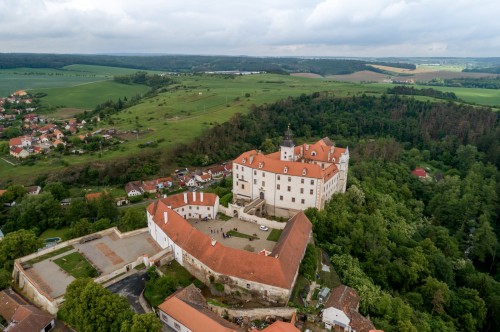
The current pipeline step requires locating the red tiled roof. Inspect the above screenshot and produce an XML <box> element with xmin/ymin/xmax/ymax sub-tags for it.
<box><xmin>85</xmin><ymin>192</ymin><xmax>102</xmax><ymax>201</ymax></box>
<box><xmin>12</xmin><ymin>147</ymin><xmax>24</xmax><ymax>154</ymax></box>
<box><xmin>234</xmin><ymin>150</ymin><xmax>337</xmax><ymax>179</ymax></box>
<box><xmin>148</xmin><ymin>195</ymin><xmax>312</xmax><ymax>289</ymax></box>
<box><xmin>159</xmin><ymin>191</ymin><xmax>217</xmax><ymax>209</ymax></box>
<box><xmin>251</xmin><ymin>321</ymin><xmax>300</xmax><ymax>332</ymax></box>
<box><xmin>411</xmin><ymin>168</ymin><xmax>427</xmax><ymax>177</ymax></box>
<box><xmin>0</xmin><ymin>289</ymin><xmax>54</xmax><ymax>332</ymax></box>
<box><xmin>159</xmin><ymin>285</ymin><xmax>242</xmax><ymax>332</ymax></box>
<box><xmin>0</xmin><ymin>189</ymin><xmax>6</xmax><ymax>196</ymax></box>
<box><xmin>9</xmin><ymin>136</ymin><xmax>31</xmax><ymax>147</ymax></box>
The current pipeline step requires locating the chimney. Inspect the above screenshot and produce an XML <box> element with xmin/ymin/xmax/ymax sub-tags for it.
<box><xmin>193</xmin><ymin>191</ymin><xmax>196</xmax><ymax>202</ymax></box>
<box><xmin>163</xmin><ymin>211</ymin><xmax>168</xmax><ymax>224</ymax></box>
<box><xmin>183</xmin><ymin>192</ymin><xmax>188</xmax><ymax>204</ymax></box>
<box><xmin>201</xmin><ymin>192</ymin><xmax>204</xmax><ymax>202</ymax></box>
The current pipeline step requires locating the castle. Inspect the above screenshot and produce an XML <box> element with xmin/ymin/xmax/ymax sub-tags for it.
<box><xmin>232</xmin><ymin>127</ymin><xmax>349</xmax><ymax>217</ymax></box>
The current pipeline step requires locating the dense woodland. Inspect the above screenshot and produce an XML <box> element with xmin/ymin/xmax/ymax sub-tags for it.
<box><xmin>386</xmin><ymin>86</ymin><xmax>458</xmax><ymax>100</ymax></box>
<box><xmin>420</xmin><ymin>77</ymin><xmax>500</xmax><ymax>89</ymax></box>
<box><xmin>0</xmin><ymin>53</ymin><xmax>414</xmax><ymax>75</ymax></box>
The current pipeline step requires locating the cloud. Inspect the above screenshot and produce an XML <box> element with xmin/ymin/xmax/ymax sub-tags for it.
<box><xmin>0</xmin><ymin>0</ymin><xmax>499</xmax><ymax>56</ymax></box>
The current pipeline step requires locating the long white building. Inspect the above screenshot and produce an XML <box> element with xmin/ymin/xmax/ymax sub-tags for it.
<box><xmin>232</xmin><ymin>128</ymin><xmax>349</xmax><ymax>217</ymax></box>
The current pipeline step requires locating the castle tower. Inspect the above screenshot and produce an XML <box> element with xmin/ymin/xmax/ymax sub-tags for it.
<box><xmin>280</xmin><ymin>125</ymin><xmax>295</xmax><ymax>161</ymax></box>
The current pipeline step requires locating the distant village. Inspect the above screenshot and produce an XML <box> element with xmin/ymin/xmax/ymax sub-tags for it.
<box><xmin>1</xmin><ymin>90</ymin><xmax>122</xmax><ymax>160</ymax></box>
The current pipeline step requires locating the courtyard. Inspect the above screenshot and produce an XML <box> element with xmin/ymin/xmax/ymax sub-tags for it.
<box><xmin>187</xmin><ymin>217</ymin><xmax>278</xmax><ymax>253</ymax></box>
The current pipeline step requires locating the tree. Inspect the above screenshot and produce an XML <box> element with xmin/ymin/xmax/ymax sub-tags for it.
<box><xmin>43</xmin><ymin>182</ymin><xmax>69</xmax><ymax>201</ymax></box>
<box><xmin>97</xmin><ymin>192</ymin><xmax>119</xmax><ymax>221</ymax></box>
<box><xmin>118</xmin><ymin>209</ymin><xmax>146</xmax><ymax>232</ymax></box>
<box><xmin>10</xmin><ymin>192</ymin><xmax>62</xmax><ymax>232</ymax></box>
<box><xmin>120</xmin><ymin>313</ymin><xmax>162</xmax><ymax>332</ymax></box>
<box><xmin>471</xmin><ymin>217</ymin><xmax>497</xmax><ymax>264</ymax></box>
<box><xmin>60</xmin><ymin>278</ymin><xmax>134</xmax><ymax>332</ymax></box>
<box><xmin>0</xmin><ymin>229</ymin><xmax>43</xmax><ymax>270</ymax></box>
<box><xmin>0</xmin><ymin>269</ymin><xmax>11</xmax><ymax>290</ymax></box>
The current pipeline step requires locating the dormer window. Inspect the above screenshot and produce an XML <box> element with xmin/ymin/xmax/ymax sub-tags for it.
<box><xmin>284</xmin><ymin>166</ymin><xmax>288</xmax><ymax>174</ymax></box>
<box><xmin>259</xmin><ymin>162</ymin><xmax>264</xmax><ymax>169</ymax></box>
<box><xmin>242</xmin><ymin>158</ymin><xmax>246</xmax><ymax>164</ymax></box>
<box><xmin>302</xmin><ymin>168</ymin><xmax>307</xmax><ymax>176</ymax></box>
<box><xmin>311</xmin><ymin>151</ymin><xmax>317</xmax><ymax>156</ymax></box>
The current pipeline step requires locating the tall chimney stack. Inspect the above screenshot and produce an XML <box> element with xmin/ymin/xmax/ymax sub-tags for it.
<box><xmin>201</xmin><ymin>192</ymin><xmax>204</xmax><ymax>202</ymax></box>
<box><xmin>184</xmin><ymin>192</ymin><xmax>188</xmax><ymax>204</ymax></box>
<box><xmin>193</xmin><ymin>191</ymin><xmax>196</xmax><ymax>202</ymax></box>
<box><xmin>163</xmin><ymin>211</ymin><xmax>168</xmax><ymax>224</ymax></box>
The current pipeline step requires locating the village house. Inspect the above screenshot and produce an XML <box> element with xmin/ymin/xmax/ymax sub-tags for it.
<box><xmin>178</xmin><ymin>174</ymin><xmax>197</xmax><ymax>187</ymax></box>
<box><xmin>411</xmin><ymin>167</ymin><xmax>428</xmax><ymax>179</ymax></box>
<box><xmin>158</xmin><ymin>284</ymin><xmax>301</xmax><ymax>332</ymax></box>
<box><xmin>207</xmin><ymin>165</ymin><xmax>227</xmax><ymax>178</ymax></box>
<box><xmin>125</xmin><ymin>181</ymin><xmax>144</xmax><ymax>197</ymax></box>
<box><xmin>0</xmin><ymin>288</ymin><xmax>55</xmax><ymax>332</ymax></box>
<box><xmin>9</xmin><ymin>136</ymin><xmax>32</xmax><ymax>148</ymax></box>
<box><xmin>195</xmin><ymin>172</ymin><xmax>212</xmax><ymax>184</ymax></box>
<box><xmin>10</xmin><ymin>147</ymin><xmax>29</xmax><ymax>159</ymax></box>
<box><xmin>322</xmin><ymin>285</ymin><xmax>378</xmax><ymax>332</ymax></box>
<box><xmin>53</xmin><ymin>129</ymin><xmax>64</xmax><ymax>140</ymax></box>
<box><xmin>147</xmin><ymin>192</ymin><xmax>312</xmax><ymax>304</ymax></box>
<box><xmin>25</xmin><ymin>186</ymin><xmax>41</xmax><ymax>195</ymax></box>
<box><xmin>232</xmin><ymin>127</ymin><xmax>349</xmax><ymax>217</ymax></box>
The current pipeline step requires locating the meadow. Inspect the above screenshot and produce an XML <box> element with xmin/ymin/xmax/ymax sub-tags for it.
<box><xmin>1</xmin><ymin>69</ymin><xmax>498</xmax><ymax>184</ymax></box>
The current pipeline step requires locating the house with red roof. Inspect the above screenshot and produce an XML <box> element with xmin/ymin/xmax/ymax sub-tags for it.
<box><xmin>10</xmin><ymin>147</ymin><xmax>29</xmax><ymax>159</ymax></box>
<box><xmin>232</xmin><ymin>128</ymin><xmax>349</xmax><ymax>217</ymax></box>
<box><xmin>147</xmin><ymin>192</ymin><xmax>312</xmax><ymax>305</ymax></box>
<box><xmin>195</xmin><ymin>172</ymin><xmax>212</xmax><ymax>183</ymax></box>
<box><xmin>158</xmin><ymin>283</ymin><xmax>301</xmax><ymax>332</ymax></box>
<box><xmin>322</xmin><ymin>285</ymin><xmax>380</xmax><ymax>332</ymax></box>
<box><xmin>411</xmin><ymin>167</ymin><xmax>427</xmax><ymax>178</ymax></box>
<box><xmin>0</xmin><ymin>288</ymin><xmax>55</xmax><ymax>332</ymax></box>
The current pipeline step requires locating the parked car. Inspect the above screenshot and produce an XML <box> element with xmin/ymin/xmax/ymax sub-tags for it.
<box><xmin>259</xmin><ymin>225</ymin><xmax>269</xmax><ymax>231</ymax></box>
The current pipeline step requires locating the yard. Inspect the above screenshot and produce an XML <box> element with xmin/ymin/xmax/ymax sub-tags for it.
<box><xmin>266</xmin><ymin>229</ymin><xmax>283</xmax><ymax>242</ymax></box>
<box><xmin>53</xmin><ymin>252</ymin><xmax>99</xmax><ymax>278</ymax></box>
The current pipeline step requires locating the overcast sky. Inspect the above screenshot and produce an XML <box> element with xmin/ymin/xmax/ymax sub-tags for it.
<box><xmin>1</xmin><ymin>0</ymin><xmax>499</xmax><ymax>57</ymax></box>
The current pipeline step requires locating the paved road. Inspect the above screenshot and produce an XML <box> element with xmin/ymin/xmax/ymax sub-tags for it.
<box><xmin>107</xmin><ymin>271</ymin><xmax>148</xmax><ymax>314</ymax></box>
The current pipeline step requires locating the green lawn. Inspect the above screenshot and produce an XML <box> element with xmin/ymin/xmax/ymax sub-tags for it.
<box><xmin>39</xmin><ymin>227</ymin><xmax>71</xmax><ymax>240</ymax></box>
<box><xmin>317</xmin><ymin>249</ymin><xmax>341</xmax><ymax>290</ymax></box>
<box><xmin>227</xmin><ymin>230</ymin><xmax>259</xmax><ymax>240</ymax></box>
<box><xmin>53</xmin><ymin>252</ymin><xmax>99</xmax><ymax>278</ymax></box>
<box><xmin>266</xmin><ymin>229</ymin><xmax>283</xmax><ymax>242</ymax></box>
<box><xmin>159</xmin><ymin>260</ymin><xmax>198</xmax><ymax>287</ymax></box>
<box><xmin>26</xmin><ymin>245</ymin><xmax>74</xmax><ymax>265</ymax></box>
<box><xmin>32</xmin><ymin>80</ymin><xmax>150</xmax><ymax>110</ymax></box>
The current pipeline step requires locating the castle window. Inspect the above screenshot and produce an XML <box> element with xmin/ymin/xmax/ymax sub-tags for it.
<box><xmin>301</xmin><ymin>199</ymin><xmax>305</xmax><ymax>204</ymax></box>
<box><xmin>241</xmin><ymin>184</ymin><xmax>245</xmax><ymax>189</ymax></box>
<box><xmin>311</xmin><ymin>179</ymin><xmax>315</xmax><ymax>185</ymax></box>
<box><xmin>292</xmin><ymin>197</ymin><xmax>295</xmax><ymax>202</ymax></box>
<box><xmin>300</xmin><ymin>188</ymin><xmax>304</xmax><ymax>194</ymax></box>
<box><xmin>262</xmin><ymin>172</ymin><xmax>265</xmax><ymax>177</ymax></box>
<box><xmin>262</xmin><ymin>181</ymin><xmax>265</xmax><ymax>186</ymax></box>
<box><xmin>277</xmin><ymin>184</ymin><xmax>280</xmax><ymax>190</ymax></box>
<box><xmin>310</xmin><ymin>189</ymin><xmax>314</xmax><ymax>195</ymax></box>
<box><xmin>254</xmin><ymin>170</ymin><xmax>256</xmax><ymax>175</ymax></box>
<box><xmin>254</xmin><ymin>179</ymin><xmax>257</xmax><ymax>184</ymax></box>
<box><xmin>301</xmin><ymin>179</ymin><xmax>304</xmax><ymax>184</ymax></box>
<box><xmin>288</xmin><ymin>177</ymin><xmax>291</xmax><ymax>182</ymax></box>
<box><xmin>280</xmin><ymin>196</ymin><xmax>283</xmax><ymax>201</ymax></box>
<box><xmin>246</xmin><ymin>284</ymin><xmax>251</xmax><ymax>289</ymax></box>
<box><xmin>287</xmin><ymin>186</ymin><xmax>291</xmax><ymax>192</ymax></box>
<box><xmin>277</xmin><ymin>175</ymin><xmax>280</xmax><ymax>180</ymax></box>
<box><xmin>236</xmin><ymin>165</ymin><xmax>239</xmax><ymax>170</ymax></box>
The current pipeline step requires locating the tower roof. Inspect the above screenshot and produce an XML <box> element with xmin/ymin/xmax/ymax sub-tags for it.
<box><xmin>282</xmin><ymin>125</ymin><xmax>294</xmax><ymax>148</ymax></box>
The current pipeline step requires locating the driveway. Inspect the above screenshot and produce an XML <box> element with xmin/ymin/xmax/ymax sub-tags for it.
<box><xmin>107</xmin><ymin>271</ymin><xmax>148</xmax><ymax>313</ymax></box>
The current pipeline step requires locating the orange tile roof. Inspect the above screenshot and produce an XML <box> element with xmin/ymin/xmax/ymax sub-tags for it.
<box><xmin>251</xmin><ymin>321</ymin><xmax>300</xmax><ymax>332</ymax></box>
<box><xmin>158</xmin><ymin>285</ymin><xmax>242</xmax><ymax>332</ymax></box>
<box><xmin>159</xmin><ymin>191</ymin><xmax>217</xmax><ymax>209</ymax></box>
<box><xmin>0</xmin><ymin>189</ymin><xmax>6</xmax><ymax>196</ymax></box>
<box><xmin>0</xmin><ymin>289</ymin><xmax>54</xmax><ymax>332</ymax></box>
<box><xmin>85</xmin><ymin>192</ymin><xmax>102</xmax><ymax>201</ymax></box>
<box><xmin>148</xmin><ymin>195</ymin><xmax>311</xmax><ymax>289</ymax></box>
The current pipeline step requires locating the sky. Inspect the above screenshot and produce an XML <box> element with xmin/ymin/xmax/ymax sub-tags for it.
<box><xmin>1</xmin><ymin>0</ymin><xmax>499</xmax><ymax>57</ymax></box>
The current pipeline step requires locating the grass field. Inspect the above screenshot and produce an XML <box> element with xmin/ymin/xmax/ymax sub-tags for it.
<box><xmin>39</xmin><ymin>227</ymin><xmax>71</xmax><ymax>241</ymax></box>
<box><xmin>54</xmin><ymin>251</ymin><xmax>99</xmax><ymax>278</ymax></box>
<box><xmin>26</xmin><ymin>245</ymin><xmax>74</xmax><ymax>265</ymax></box>
<box><xmin>31</xmin><ymin>80</ymin><xmax>150</xmax><ymax>110</ymax></box>
<box><xmin>0</xmin><ymin>64</ymin><xmax>161</xmax><ymax>102</ymax></box>
<box><xmin>0</xmin><ymin>72</ymin><xmax>498</xmax><ymax>184</ymax></box>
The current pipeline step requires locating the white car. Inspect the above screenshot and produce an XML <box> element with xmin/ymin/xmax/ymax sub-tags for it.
<box><xmin>259</xmin><ymin>225</ymin><xmax>269</xmax><ymax>231</ymax></box>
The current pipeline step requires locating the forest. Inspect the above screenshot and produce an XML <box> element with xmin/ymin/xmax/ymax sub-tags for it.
<box><xmin>0</xmin><ymin>53</ymin><xmax>414</xmax><ymax>75</ymax></box>
<box><xmin>170</xmin><ymin>93</ymin><xmax>499</xmax><ymax>331</ymax></box>
<box><xmin>420</xmin><ymin>77</ymin><xmax>500</xmax><ymax>89</ymax></box>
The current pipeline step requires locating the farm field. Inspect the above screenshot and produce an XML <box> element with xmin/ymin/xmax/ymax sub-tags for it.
<box><xmin>0</xmin><ymin>72</ymin><xmax>498</xmax><ymax>183</ymax></box>
<box><xmin>0</xmin><ymin>64</ymin><xmax>162</xmax><ymax>98</ymax></box>
<box><xmin>31</xmin><ymin>80</ymin><xmax>150</xmax><ymax>110</ymax></box>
